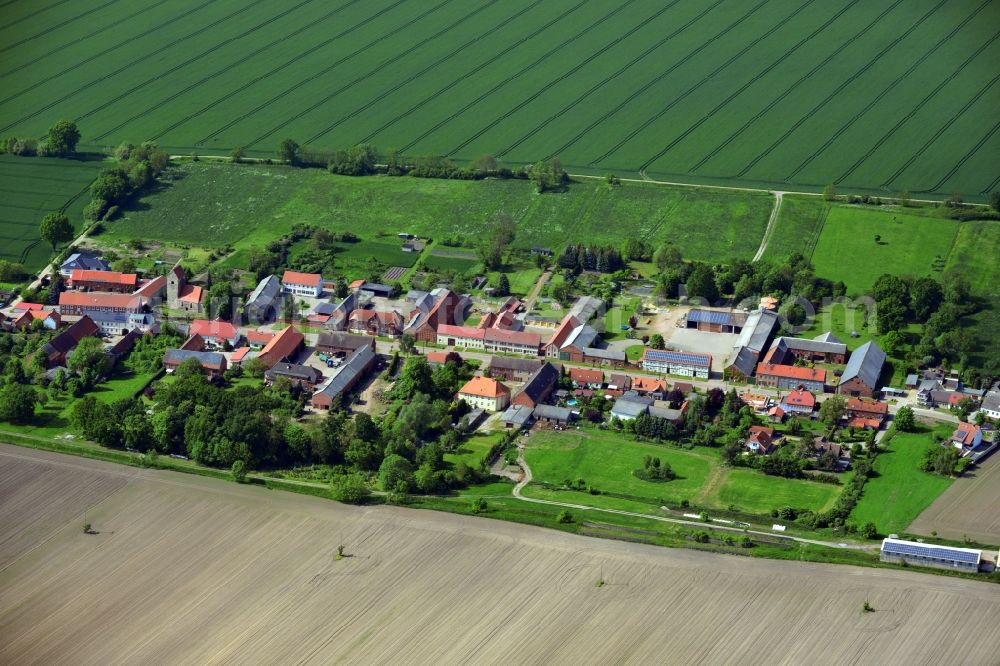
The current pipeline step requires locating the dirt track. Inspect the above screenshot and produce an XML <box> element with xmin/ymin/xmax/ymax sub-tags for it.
<box><xmin>1</xmin><ymin>444</ymin><xmax>999</xmax><ymax>665</ymax></box>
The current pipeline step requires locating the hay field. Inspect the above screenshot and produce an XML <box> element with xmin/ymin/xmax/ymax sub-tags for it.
<box><xmin>2</xmin><ymin>0</ymin><xmax>997</xmax><ymax>197</ymax></box>
<box><xmin>909</xmin><ymin>452</ymin><xmax>1000</xmax><ymax>545</ymax></box>
<box><xmin>2</xmin><ymin>444</ymin><xmax>999</xmax><ymax>665</ymax></box>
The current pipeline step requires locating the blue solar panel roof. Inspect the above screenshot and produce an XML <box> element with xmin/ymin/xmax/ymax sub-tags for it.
<box><xmin>882</xmin><ymin>539</ymin><xmax>980</xmax><ymax>564</ymax></box>
<box><xmin>687</xmin><ymin>309</ymin><xmax>732</xmax><ymax>325</ymax></box>
<box><xmin>644</xmin><ymin>349</ymin><xmax>711</xmax><ymax>367</ymax></box>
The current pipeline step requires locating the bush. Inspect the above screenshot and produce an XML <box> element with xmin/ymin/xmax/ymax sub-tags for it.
<box><xmin>556</xmin><ymin>510</ymin><xmax>574</xmax><ymax>524</ymax></box>
<box><xmin>859</xmin><ymin>522</ymin><xmax>879</xmax><ymax>539</ymax></box>
<box><xmin>231</xmin><ymin>460</ymin><xmax>247</xmax><ymax>483</ymax></box>
<box><xmin>472</xmin><ymin>497</ymin><xmax>488</xmax><ymax>513</ymax></box>
<box><xmin>331</xmin><ymin>473</ymin><xmax>371</xmax><ymax>504</ymax></box>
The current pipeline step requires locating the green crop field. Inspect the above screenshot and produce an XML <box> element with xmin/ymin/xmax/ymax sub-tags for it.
<box><xmin>3</xmin><ymin>0</ymin><xmax>997</xmax><ymax>198</ymax></box>
<box><xmin>0</xmin><ymin>155</ymin><xmax>106</xmax><ymax>270</ymax></box>
<box><xmin>103</xmin><ymin>161</ymin><xmax>772</xmax><ymax>261</ymax></box>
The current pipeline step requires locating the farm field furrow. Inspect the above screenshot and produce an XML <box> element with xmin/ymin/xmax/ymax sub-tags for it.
<box><xmin>2</xmin><ymin>0</ymin><xmax>995</xmax><ymax>197</ymax></box>
<box><xmin>909</xmin><ymin>452</ymin><xmax>1000</xmax><ymax>545</ymax></box>
<box><xmin>3</xmin><ymin>445</ymin><xmax>1000</xmax><ymax>664</ymax></box>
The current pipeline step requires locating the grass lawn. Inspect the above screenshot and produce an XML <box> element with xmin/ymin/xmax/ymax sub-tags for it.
<box><xmin>444</xmin><ymin>433</ymin><xmax>500</xmax><ymax>469</ymax></box>
<box><xmin>625</xmin><ymin>344</ymin><xmax>646</xmax><ymax>362</ymax></box>
<box><xmin>488</xmin><ymin>265</ymin><xmax>541</xmax><ymax>297</ymax></box>
<box><xmin>711</xmin><ymin>468</ymin><xmax>843</xmax><ymax>515</ymax></box>
<box><xmin>810</xmin><ymin>206</ymin><xmax>958</xmax><ymax>295</ymax></box>
<box><xmin>761</xmin><ymin>195</ymin><xmax>828</xmax><ymax>261</ymax></box>
<box><xmin>524</xmin><ymin>428</ymin><xmax>712</xmax><ymax>507</ymax></box>
<box><xmin>849</xmin><ymin>425</ymin><xmax>955</xmax><ymax>535</ymax></box>
<box><xmin>602</xmin><ymin>297</ymin><xmax>640</xmax><ymax>341</ymax></box>
<box><xmin>89</xmin><ymin>370</ymin><xmax>161</xmax><ymax>404</ymax></box>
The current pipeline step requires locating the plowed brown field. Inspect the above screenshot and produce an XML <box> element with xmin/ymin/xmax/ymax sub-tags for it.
<box><xmin>909</xmin><ymin>453</ymin><xmax>1000</xmax><ymax>546</ymax></box>
<box><xmin>1</xmin><ymin>444</ymin><xmax>998</xmax><ymax>665</ymax></box>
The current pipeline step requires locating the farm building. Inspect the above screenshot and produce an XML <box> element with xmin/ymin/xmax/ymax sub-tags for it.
<box><xmin>40</xmin><ymin>316</ymin><xmax>99</xmax><ymax>367</ymax></box>
<box><xmin>610</xmin><ymin>395</ymin><xmax>652</xmax><ymax>421</ymax></box>
<box><xmin>641</xmin><ymin>349</ymin><xmax>711</xmax><ymax>379</ymax></box>
<box><xmin>487</xmin><ymin>356</ymin><xmax>543</xmax><ymax>382</ymax></box>
<box><xmin>69</xmin><ymin>269</ymin><xmax>138</xmax><ymax>293</ymax></box>
<box><xmin>723</xmin><ymin>309</ymin><xmax>779</xmax><ymax>380</ymax></box>
<box><xmin>763</xmin><ymin>334</ymin><xmax>847</xmax><ymax>365</ymax></box>
<box><xmin>582</xmin><ymin>346</ymin><xmax>627</xmax><ymax>367</ymax></box>
<box><xmin>500</xmin><ymin>404</ymin><xmax>535</xmax><ymax>430</ymax></box>
<box><xmin>533</xmin><ymin>404</ymin><xmax>573</xmax><ymax>425</ymax></box>
<box><xmin>282</xmin><ymin>271</ymin><xmax>323</xmax><ymax>298</ymax></box>
<box><xmin>685</xmin><ymin>309</ymin><xmax>746</xmax><ymax>333</ymax></box>
<box><xmin>755</xmin><ymin>364</ymin><xmax>826</xmax><ymax>393</ymax></box>
<box><xmin>649</xmin><ymin>403</ymin><xmax>687</xmax><ymax>425</ymax></box>
<box><xmin>255</xmin><ymin>326</ymin><xmax>305</xmax><ymax>369</ymax></box>
<box><xmin>359</xmin><ymin>283</ymin><xmax>394</xmax><ymax>298</ymax></box>
<box><xmin>316</xmin><ymin>331</ymin><xmax>374</xmax><ymax>357</ymax></box>
<box><xmin>879</xmin><ymin>538</ymin><xmax>982</xmax><ymax>573</ymax></box>
<box><xmin>348</xmin><ymin>309</ymin><xmax>404</xmax><ymax>337</ymax></box>
<box><xmin>163</xmin><ymin>349</ymin><xmax>227</xmax><ymax>378</ymax></box>
<box><xmin>838</xmin><ymin>341</ymin><xmax>886</xmax><ymax>397</ymax></box>
<box><xmin>244</xmin><ymin>275</ymin><xmax>282</xmax><ymax>324</ymax></box>
<box><xmin>845</xmin><ymin>398</ymin><xmax>888</xmax><ymax>429</ymax></box>
<box><xmin>311</xmin><ymin>346</ymin><xmax>376</xmax><ymax>410</ymax></box>
<box><xmin>457</xmin><ymin>376</ymin><xmax>511</xmax><ymax>413</ymax></box>
<box><xmin>265</xmin><ymin>363</ymin><xmax>324</xmax><ymax>389</ymax></box>
<box><xmin>59</xmin><ymin>251</ymin><xmax>109</xmax><ymax>278</ymax></box>
<box><xmin>512</xmin><ymin>363</ymin><xmax>559</xmax><ymax>409</ymax></box>
<box><xmin>406</xmin><ymin>289</ymin><xmax>465</xmax><ymax>343</ymax></box>
<box><xmin>437</xmin><ymin>325</ymin><xmax>541</xmax><ymax>356</ymax></box>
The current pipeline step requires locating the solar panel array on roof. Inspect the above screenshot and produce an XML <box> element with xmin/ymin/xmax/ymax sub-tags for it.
<box><xmin>644</xmin><ymin>350</ymin><xmax>711</xmax><ymax>367</ymax></box>
<box><xmin>881</xmin><ymin>539</ymin><xmax>980</xmax><ymax>564</ymax></box>
<box><xmin>687</xmin><ymin>309</ymin><xmax>732</xmax><ymax>326</ymax></box>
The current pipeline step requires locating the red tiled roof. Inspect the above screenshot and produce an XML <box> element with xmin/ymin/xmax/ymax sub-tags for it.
<box><xmin>570</xmin><ymin>367</ymin><xmax>604</xmax><ymax>384</ymax></box>
<box><xmin>231</xmin><ymin>347</ymin><xmax>251</xmax><ymax>363</ymax></box>
<box><xmin>70</xmin><ymin>269</ymin><xmax>137</xmax><ymax>286</ymax></box>
<box><xmin>952</xmin><ymin>422</ymin><xmax>981</xmax><ymax>446</ymax></box>
<box><xmin>348</xmin><ymin>279</ymin><xmax>365</xmax><ymax>289</ymax></box>
<box><xmin>59</xmin><ymin>291</ymin><xmax>143</xmax><ymax>309</ymax></box>
<box><xmin>846</xmin><ymin>397</ymin><xmax>888</xmax><ymax>415</ymax></box>
<box><xmin>847</xmin><ymin>417</ymin><xmax>882</xmax><ymax>430</ymax></box>
<box><xmin>134</xmin><ymin>275</ymin><xmax>166</xmax><ymax>297</ymax></box>
<box><xmin>257</xmin><ymin>325</ymin><xmax>304</xmax><ymax>368</ymax></box>
<box><xmin>283</xmin><ymin>271</ymin><xmax>322</xmax><ymax>287</ymax></box>
<box><xmin>546</xmin><ymin>314</ymin><xmax>580</xmax><ymax>349</ymax></box>
<box><xmin>756</xmin><ymin>363</ymin><xmax>826</xmax><ymax>382</ymax></box>
<box><xmin>484</xmin><ymin>328</ymin><xmax>540</xmax><ymax>347</ymax></box>
<box><xmin>459</xmin><ymin>376</ymin><xmax>510</xmax><ymax>399</ymax></box>
<box><xmin>747</xmin><ymin>425</ymin><xmax>774</xmax><ymax>448</ymax></box>
<box><xmin>190</xmin><ymin>319</ymin><xmax>238</xmax><ymax>340</ymax></box>
<box><xmin>246</xmin><ymin>330</ymin><xmax>275</xmax><ymax>345</ymax></box>
<box><xmin>782</xmin><ymin>389</ymin><xmax>816</xmax><ymax>408</ymax></box>
<box><xmin>631</xmin><ymin>377</ymin><xmax>666</xmax><ymax>393</ymax></box>
<box><xmin>178</xmin><ymin>284</ymin><xmax>203</xmax><ymax>303</ymax></box>
<box><xmin>13</xmin><ymin>302</ymin><xmax>44</xmax><ymax>311</ymax></box>
<box><xmin>438</xmin><ymin>324</ymin><xmax>484</xmax><ymax>340</ymax></box>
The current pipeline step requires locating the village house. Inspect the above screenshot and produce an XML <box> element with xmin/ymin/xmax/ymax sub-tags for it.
<box><xmin>311</xmin><ymin>346</ymin><xmax>377</xmax><ymax>410</ymax></box>
<box><xmin>69</xmin><ymin>269</ymin><xmax>138</xmax><ymax>293</ymax></box>
<box><xmin>189</xmin><ymin>319</ymin><xmax>241</xmax><ymax>348</ymax></box>
<box><xmin>457</xmin><ymin>376</ymin><xmax>511</xmax><ymax>412</ymax></box>
<box><xmin>406</xmin><ymin>289</ymin><xmax>465</xmax><ymax>343</ymax></box>
<box><xmin>780</xmin><ymin>388</ymin><xmax>816</xmax><ymax>417</ymax></box>
<box><xmin>569</xmin><ymin>367</ymin><xmax>604</xmax><ymax>389</ymax></box>
<box><xmin>487</xmin><ymin>356</ymin><xmax>543</xmax><ymax>382</ymax></box>
<box><xmin>245</xmin><ymin>330</ymin><xmax>275</xmax><ymax>349</ymax></box>
<box><xmin>11</xmin><ymin>309</ymin><xmax>60</xmax><ymax>331</ymax></box>
<box><xmin>348</xmin><ymin>309</ymin><xmax>404</xmax><ymax>337</ymax></box>
<box><xmin>641</xmin><ymin>349</ymin><xmax>711</xmax><ymax>379</ymax></box>
<box><xmin>163</xmin><ymin>349</ymin><xmax>227</xmax><ymax>379</ymax></box>
<box><xmin>511</xmin><ymin>362</ymin><xmax>559</xmax><ymax>409</ymax></box>
<box><xmin>978</xmin><ymin>388</ymin><xmax>1000</xmax><ymax>420</ymax></box>
<box><xmin>436</xmin><ymin>325</ymin><xmax>541</xmax><ymax>356</ymax></box>
<box><xmin>606</xmin><ymin>373</ymin><xmax>631</xmax><ymax>392</ymax></box>
<box><xmin>316</xmin><ymin>331</ymin><xmax>375</xmax><ymax>357</ymax></box>
<box><xmin>837</xmin><ymin>341</ymin><xmax>886</xmax><ymax>397</ymax></box>
<box><xmin>425</xmin><ymin>350</ymin><xmax>463</xmax><ymax>366</ymax></box>
<box><xmin>631</xmin><ymin>376</ymin><xmax>667</xmax><ymax>400</ymax></box>
<box><xmin>745</xmin><ymin>425</ymin><xmax>776</xmax><ymax>455</ymax></box>
<box><xmin>755</xmin><ymin>363</ymin><xmax>826</xmax><ymax>393</ymax></box>
<box><xmin>59</xmin><ymin>251</ymin><xmax>109</xmax><ymax>278</ymax></box>
<box><xmin>281</xmin><ymin>270</ymin><xmax>323</xmax><ymax>298</ymax></box>
<box><xmin>58</xmin><ymin>291</ymin><xmax>145</xmax><ymax>316</ymax></box>
<box><xmin>951</xmin><ymin>422</ymin><xmax>983</xmax><ymax>454</ymax></box>
<box><xmin>87</xmin><ymin>311</ymin><xmax>157</xmax><ymax>337</ymax></box>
